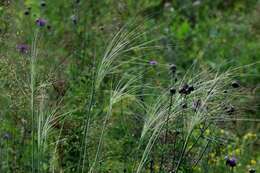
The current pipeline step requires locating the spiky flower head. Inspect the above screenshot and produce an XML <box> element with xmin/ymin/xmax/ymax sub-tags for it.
<box><xmin>149</xmin><ymin>60</ymin><xmax>158</xmax><ymax>65</ymax></box>
<box><xmin>36</xmin><ymin>18</ymin><xmax>47</xmax><ymax>27</ymax></box>
<box><xmin>17</xmin><ymin>44</ymin><xmax>29</xmax><ymax>54</ymax></box>
<box><xmin>225</xmin><ymin>156</ymin><xmax>237</xmax><ymax>167</ymax></box>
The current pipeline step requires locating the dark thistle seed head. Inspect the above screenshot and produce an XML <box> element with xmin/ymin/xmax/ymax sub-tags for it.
<box><xmin>175</xmin><ymin>129</ymin><xmax>181</xmax><ymax>135</ymax></box>
<box><xmin>188</xmin><ymin>85</ymin><xmax>194</xmax><ymax>92</ymax></box>
<box><xmin>249</xmin><ymin>168</ymin><xmax>256</xmax><ymax>173</ymax></box>
<box><xmin>179</xmin><ymin>83</ymin><xmax>194</xmax><ymax>95</ymax></box>
<box><xmin>182</xmin><ymin>102</ymin><xmax>187</xmax><ymax>109</ymax></box>
<box><xmin>40</xmin><ymin>1</ymin><xmax>46</xmax><ymax>7</ymax></box>
<box><xmin>223</xmin><ymin>90</ymin><xmax>228</xmax><ymax>93</ymax></box>
<box><xmin>3</xmin><ymin>132</ymin><xmax>11</xmax><ymax>140</ymax></box>
<box><xmin>123</xmin><ymin>169</ymin><xmax>127</xmax><ymax>173</ymax></box>
<box><xmin>24</xmin><ymin>10</ymin><xmax>30</xmax><ymax>15</ymax></box>
<box><xmin>170</xmin><ymin>87</ymin><xmax>176</xmax><ymax>95</ymax></box>
<box><xmin>179</xmin><ymin>83</ymin><xmax>189</xmax><ymax>94</ymax></box>
<box><xmin>226</xmin><ymin>105</ymin><xmax>235</xmax><ymax>115</ymax></box>
<box><xmin>170</xmin><ymin>64</ymin><xmax>177</xmax><ymax>74</ymax></box>
<box><xmin>231</xmin><ymin>81</ymin><xmax>240</xmax><ymax>88</ymax></box>
<box><xmin>99</xmin><ymin>26</ymin><xmax>104</xmax><ymax>31</ymax></box>
<box><xmin>47</xmin><ymin>25</ymin><xmax>51</xmax><ymax>30</ymax></box>
<box><xmin>36</xmin><ymin>18</ymin><xmax>47</xmax><ymax>27</ymax></box>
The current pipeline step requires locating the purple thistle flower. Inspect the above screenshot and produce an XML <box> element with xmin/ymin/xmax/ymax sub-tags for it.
<box><xmin>17</xmin><ymin>44</ymin><xmax>29</xmax><ymax>54</ymax></box>
<box><xmin>36</xmin><ymin>18</ymin><xmax>47</xmax><ymax>27</ymax></box>
<box><xmin>149</xmin><ymin>60</ymin><xmax>158</xmax><ymax>65</ymax></box>
<box><xmin>225</xmin><ymin>156</ymin><xmax>237</xmax><ymax>167</ymax></box>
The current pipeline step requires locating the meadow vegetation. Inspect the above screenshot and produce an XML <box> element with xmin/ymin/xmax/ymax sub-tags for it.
<box><xmin>0</xmin><ymin>0</ymin><xmax>259</xmax><ymax>173</ymax></box>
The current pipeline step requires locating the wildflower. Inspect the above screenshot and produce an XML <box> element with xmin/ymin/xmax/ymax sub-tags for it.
<box><xmin>249</xmin><ymin>168</ymin><xmax>256</xmax><ymax>173</ymax></box>
<box><xmin>231</xmin><ymin>81</ymin><xmax>240</xmax><ymax>88</ymax></box>
<box><xmin>149</xmin><ymin>60</ymin><xmax>158</xmax><ymax>65</ymax></box>
<box><xmin>3</xmin><ymin>132</ymin><xmax>11</xmax><ymax>140</ymax></box>
<box><xmin>17</xmin><ymin>44</ymin><xmax>29</xmax><ymax>54</ymax></box>
<box><xmin>225</xmin><ymin>156</ymin><xmax>237</xmax><ymax>167</ymax></box>
<box><xmin>170</xmin><ymin>87</ymin><xmax>176</xmax><ymax>95</ymax></box>
<box><xmin>36</xmin><ymin>18</ymin><xmax>47</xmax><ymax>27</ymax></box>
<box><xmin>170</xmin><ymin>64</ymin><xmax>176</xmax><ymax>74</ymax></box>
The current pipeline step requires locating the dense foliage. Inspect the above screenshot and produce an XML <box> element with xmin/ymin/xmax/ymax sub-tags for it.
<box><xmin>0</xmin><ymin>0</ymin><xmax>259</xmax><ymax>173</ymax></box>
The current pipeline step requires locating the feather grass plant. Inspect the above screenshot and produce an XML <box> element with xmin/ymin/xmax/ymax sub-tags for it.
<box><xmin>79</xmin><ymin>20</ymin><xmax>162</xmax><ymax>173</ymax></box>
<box><xmin>134</xmin><ymin>63</ymin><xmax>257</xmax><ymax>173</ymax></box>
<box><xmin>29</xmin><ymin>29</ymin><xmax>74</xmax><ymax>173</ymax></box>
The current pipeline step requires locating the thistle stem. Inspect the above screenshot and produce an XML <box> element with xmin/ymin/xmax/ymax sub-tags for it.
<box><xmin>159</xmin><ymin>94</ymin><xmax>173</xmax><ymax>172</ymax></box>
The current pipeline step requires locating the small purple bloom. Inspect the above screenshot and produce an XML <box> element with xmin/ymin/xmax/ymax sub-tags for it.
<box><xmin>17</xmin><ymin>44</ymin><xmax>29</xmax><ymax>54</ymax></box>
<box><xmin>225</xmin><ymin>156</ymin><xmax>237</xmax><ymax>167</ymax></box>
<box><xmin>149</xmin><ymin>60</ymin><xmax>158</xmax><ymax>65</ymax></box>
<box><xmin>36</xmin><ymin>18</ymin><xmax>47</xmax><ymax>27</ymax></box>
